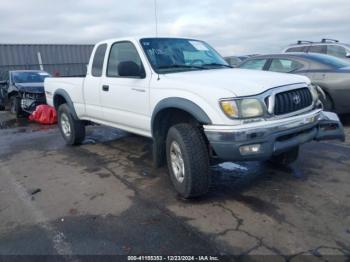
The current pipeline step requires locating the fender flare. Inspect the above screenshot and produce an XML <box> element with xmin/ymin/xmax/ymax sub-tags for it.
<box><xmin>53</xmin><ymin>89</ymin><xmax>78</xmax><ymax>119</ymax></box>
<box><xmin>151</xmin><ymin>97</ymin><xmax>212</xmax><ymax>135</ymax></box>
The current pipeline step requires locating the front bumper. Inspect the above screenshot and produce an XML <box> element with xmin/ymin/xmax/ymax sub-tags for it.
<box><xmin>204</xmin><ymin>109</ymin><xmax>345</xmax><ymax>161</ymax></box>
<box><xmin>20</xmin><ymin>94</ymin><xmax>46</xmax><ymax>113</ymax></box>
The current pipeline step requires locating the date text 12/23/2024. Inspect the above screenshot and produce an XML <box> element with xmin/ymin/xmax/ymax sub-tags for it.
<box><xmin>127</xmin><ymin>256</ymin><xmax>220</xmax><ymax>261</ymax></box>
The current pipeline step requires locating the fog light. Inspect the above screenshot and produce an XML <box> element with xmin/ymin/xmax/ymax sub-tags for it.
<box><xmin>239</xmin><ymin>144</ymin><xmax>261</xmax><ymax>155</ymax></box>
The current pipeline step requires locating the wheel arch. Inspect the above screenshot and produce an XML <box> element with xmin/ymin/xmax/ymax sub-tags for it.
<box><xmin>53</xmin><ymin>89</ymin><xmax>78</xmax><ymax>119</ymax></box>
<box><xmin>151</xmin><ymin>97</ymin><xmax>212</xmax><ymax>137</ymax></box>
<box><xmin>151</xmin><ymin>97</ymin><xmax>212</xmax><ymax>167</ymax></box>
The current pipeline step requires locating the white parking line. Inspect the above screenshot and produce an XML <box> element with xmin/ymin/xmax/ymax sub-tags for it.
<box><xmin>3</xmin><ymin>166</ymin><xmax>79</xmax><ymax>260</ymax></box>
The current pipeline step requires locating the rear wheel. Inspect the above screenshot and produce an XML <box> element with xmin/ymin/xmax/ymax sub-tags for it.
<box><xmin>9</xmin><ymin>95</ymin><xmax>22</xmax><ymax>118</ymax></box>
<box><xmin>58</xmin><ymin>104</ymin><xmax>85</xmax><ymax>145</ymax></box>
<box><xmin>269</xmin><ymin>146</ymin><xmax>299</xmax><ymax>166</ymax></box>
<box><xmin>166</xmin><ymin>123</ymin><xmax>210</xmax><ymax>198</ymax></box>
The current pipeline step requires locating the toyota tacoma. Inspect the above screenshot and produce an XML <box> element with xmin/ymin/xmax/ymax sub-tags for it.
<box><xmin>44</xmin><ymin>37</ymin><xmax>345</xmax><ymax>198</ymax></box>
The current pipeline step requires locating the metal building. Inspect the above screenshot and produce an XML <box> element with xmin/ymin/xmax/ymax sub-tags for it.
<box><xmin>0</xmin><ymin>44</ymin><xmax>94</xmax><ymax>79</ymax></box>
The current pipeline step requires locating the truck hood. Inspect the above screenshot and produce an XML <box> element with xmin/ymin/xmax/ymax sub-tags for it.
<box><xmin>15</xmin><ymin>83</ymin><xmax>45</xmax><ymax>94</ymax></box>
<box><xmin>162</xmin><ymin>68</ymin><xmax>310</xmax><ymax>97</ymax></box>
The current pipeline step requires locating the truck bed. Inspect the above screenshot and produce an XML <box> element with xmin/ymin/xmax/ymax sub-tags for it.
<box><xmin>44</xmin><ymin>77</ymin><xmax>85</xmax><ymax>110</ymax></box>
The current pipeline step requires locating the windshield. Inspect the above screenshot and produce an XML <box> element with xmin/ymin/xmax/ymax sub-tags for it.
<box><xmin>140</xmin><ymin>38</ymin><xmax>230</xmax><ymax>73</ymax></box>
<box><xmin>11</xmin><ymin>71</ymin><xmax>50</xmax><ymax>83</ymax></box>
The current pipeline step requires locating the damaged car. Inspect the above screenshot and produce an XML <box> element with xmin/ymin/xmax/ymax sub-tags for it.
<box><xmin>0</xmin><ymin>70</ymin><xmax>50</xmax><ymax>117</ymax></box>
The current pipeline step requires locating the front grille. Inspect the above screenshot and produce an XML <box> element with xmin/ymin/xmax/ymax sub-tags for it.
<box><xmin>274</xmin><ymin>87</ymin><xmax>312</xmax><ymax>115</ymax></box>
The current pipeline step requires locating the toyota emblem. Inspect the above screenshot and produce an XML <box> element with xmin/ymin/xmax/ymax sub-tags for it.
<box><xmin>293</xmin><ymin>94</ymin><xmax>301</xmax><ymax>105</ymax></box>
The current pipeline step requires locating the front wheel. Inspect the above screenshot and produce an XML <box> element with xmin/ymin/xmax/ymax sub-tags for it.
<box><xmin>0</xmin><ymin>89</ymin><xmax>6</xmax><ymax>111</ymax></box>
<box><xmin>269</xmin><ymin>146</ymin><xmax>299</xmax><ymax>166</ymax></box>
<box><xmin>58</xmin><ymin>104</ymin><xmax>86</xmax><ymax>145</ymax></box>
<box><xmin>0</xmin><ymin>99</ymin><xmax>5</xmax><ymax>111</ymax></box>
<box><xmin>166</xmin><ymin>123</ymin><xmax>210</xmax><ymax>198</ymax></box>
<box><xmin>9</xmin><ymin>95</ymin><xmax>23</xmax><ymax>117</ymax></box>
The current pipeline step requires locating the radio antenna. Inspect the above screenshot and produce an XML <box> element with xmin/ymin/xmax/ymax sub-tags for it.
<box><xmin>154</xmin><ymin>0</ymin><xmax>160</xmax><ymax>80</ymax></box>
<box><xmin>154</xmin><ymin>0</ymin><xmax>158</xmax><ymax>37</ymax></box>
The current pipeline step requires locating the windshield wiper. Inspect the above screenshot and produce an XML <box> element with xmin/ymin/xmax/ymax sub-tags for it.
<box><xmin>202</xmin><ymin>63</ymin><xmax>233</xmax><ymax>68</ymax></box>
<box><xmin>157</xmin><ymin>64</ymin><xmax>207</xmax><ymax>70</ymax></box>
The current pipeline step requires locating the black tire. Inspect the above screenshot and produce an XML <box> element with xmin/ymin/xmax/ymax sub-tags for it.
<box><xmin>58</xmin><ymin>104</ymin><xmax>85</xmax><ymax>145</ymax></box>
<box><xmin>0</xmin><ymin>91</ymin><xmax>5</xmax><ymax>111</ymax></box>
<box><xmin>9</xmin><ymin>95</ymin><xmax>22</xmax><ymax>118</ymax></box>
<box><xmin>320</xmin><ymin>93</ymin><xmax>333</xmax><ymax>111</ymax></box>
<box><xmin>269</xmin><ymin>146</ymin><xmax>299</xmax><ymax>166</ymax></box>
<box><xmin>0</xmin><ymin>99</ymin><xmax>5</xmax><ymax>111</ymax></box>
<box><xmin>166</xmin><ymin>123</ymin><xmax>210</xmax><ymax>198</ymax></box>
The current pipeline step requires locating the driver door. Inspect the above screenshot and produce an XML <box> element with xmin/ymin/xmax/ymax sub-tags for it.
<box><xmin>100</xmin><ymin>41</ymin><xmax>150</xmax><ymax>134</ymax></box>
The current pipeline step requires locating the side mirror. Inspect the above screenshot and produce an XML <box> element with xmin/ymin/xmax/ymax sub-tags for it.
<box><xmin>346</xmin><ymin>52</ymin><xmax>350</xmax><ymax>58</ymax></box>
<box><xmin>118</xmin><ymin>61</ymin><xmax>145</xmax><ymax>78</ymax></box>
<box><xmin>0</xmin><ymin>80</ymin><xmax>8</xmax><ymax>86</ymax></box>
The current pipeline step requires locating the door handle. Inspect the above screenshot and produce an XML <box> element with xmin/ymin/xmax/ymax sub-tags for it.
<box><xmin>131</xmin><ymin>88</ymin><xmax>146</xmax><ymax>93</ymax></box>
<box><xmin>102</xmin><ymin>85</ymin><xmax>109</xmax><ymax>91</ymax></box>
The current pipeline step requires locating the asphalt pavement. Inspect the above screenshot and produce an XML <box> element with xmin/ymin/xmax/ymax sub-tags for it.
<box><xmin>0</xmin><ymin>111</ymin><xmax>349</xmax><ymax>261</ymax></box>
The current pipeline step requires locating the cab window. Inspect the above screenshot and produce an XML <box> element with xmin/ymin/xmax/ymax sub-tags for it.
<box><xmin>107</xmin><ymin>42</ymin><xmax>144</xmax><ymax>77</ymax></box>
<box><xmin>239</xmin><ymin>59</ymin><xmax>267</xmax><ymax>70</ymax></box>
<box><xmin>268</xmin><ymin>59</ymin><xmax>303</xmax><ymax>73</ymax></box>
<box><xmin>91</xmin><ymin>44</ymin><xmax>107</xmax><ymax>77</ymax></box>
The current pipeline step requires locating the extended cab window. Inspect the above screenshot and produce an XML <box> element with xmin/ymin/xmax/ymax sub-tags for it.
<box><xmin>107</xmin><ymin>42</ymin><xmax>144</xmax><ymax>77</ymax></box>
<box><xmin>239</xmin><ymin>59</ymin><xmax>267</xmax><ymax>70</ymax></box>
<box><xmin>268</xmin><ymin>59</ymin><xmax>303</xmax><ymax>73</ymax></box>
<box><xmin>91</xmin><ymin>44</ymin><xmax>107</xmax><ymax>77</ymax></box>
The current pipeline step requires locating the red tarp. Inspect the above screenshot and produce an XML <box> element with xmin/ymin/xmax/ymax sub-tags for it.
<box><xmin>29</xmin><ymin>105</ymin><xmax>57</xmax><ymax>125</ymax></box>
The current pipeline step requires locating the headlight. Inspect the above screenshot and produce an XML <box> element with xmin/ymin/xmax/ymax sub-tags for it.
<box><xmin>220</xmin><ymin>98</ymin><xmax>264</xmax><ymax>119</ymax></box>
<box><xmin>220</xmin><ymin>100</ymin><xmax>239</xmax><ymax>118</ymax></box>
<box><xmin>239</xmin><ymin>99</ymin><xmax>264</xmax><ymax>118</ymax></box>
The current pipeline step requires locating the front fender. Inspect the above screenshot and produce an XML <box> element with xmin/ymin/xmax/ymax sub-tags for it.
<box><xmin>7</xmin><ymin>85</ymin><xmax>19</xmax><ymax>97</ymax></box>
<box><xmin>151</xmin><ymin>97</ymin><xmax>212</xmax><ymax>132</ymax></box>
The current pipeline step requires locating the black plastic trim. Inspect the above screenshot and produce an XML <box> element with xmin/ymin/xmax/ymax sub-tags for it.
<box><xmin>151</xmin><ymin>97</ymin><xmax>212</xmax><ymax>135</ymax></box>
<box><xmin>53</xmin><ymin>89</ymin><xmax>78</xmax><ymax>120</ymax></box>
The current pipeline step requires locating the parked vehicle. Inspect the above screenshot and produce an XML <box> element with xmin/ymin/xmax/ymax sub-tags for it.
<box><xmin>45</xmin><ymin>37</ymin><xmax>344</xmax><ymax>198</ymax></box>
<box><xmin>283</xmin><ymin>39</ymin><xmax>350</xmax><ymax>60</ymax></box>
<box><xmin>224</xmin><ymin>56</ymin><xmax>249</xmax><ymax>67</ymax></box>
<box><xmin>0</xmin><ymin>70</ymin><xmax>50</xmax><ymax>117</ymax></box>
<box><xmin>224</xmin><ymin>55</ymin><xmax>257</xmax><ymax>67</ymax></box>
<box><xmin>238</xmin><ymin>53</ymin><xmax>350</xmax><ymax>114</ymax></box>
<box><xmin>223</xmin><ymin>56</ymin><xmax>243</xmax><ymax>67</ymax></box>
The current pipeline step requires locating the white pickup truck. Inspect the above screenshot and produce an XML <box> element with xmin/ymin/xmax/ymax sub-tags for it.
<box><xmin>45</xmin><ymin>37</ymin><xmax>345</xmax><ymax>198</ymax></box>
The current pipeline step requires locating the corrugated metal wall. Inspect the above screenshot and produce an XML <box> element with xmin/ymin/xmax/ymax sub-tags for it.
<box><xmin>0</xmin><ymin>44</ymin><xmax>94</xmax><ymax>78</ymax></box>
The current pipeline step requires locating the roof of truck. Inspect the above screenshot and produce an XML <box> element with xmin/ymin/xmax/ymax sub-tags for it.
<box><xmin>94</xmin><ymin>36</ymin><xmax>202</xmax><ymax>45</ymax></box>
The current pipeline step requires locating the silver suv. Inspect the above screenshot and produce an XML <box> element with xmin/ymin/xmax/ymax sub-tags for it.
<box><xmin>283</xmin><ymin>39</ymin><xmax>350</xmax><ymax>60</ymax></box>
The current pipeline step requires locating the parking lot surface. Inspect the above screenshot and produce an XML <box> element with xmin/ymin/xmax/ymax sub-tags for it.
<box><xmin>0</xmin><ymin>111</ymin><xmax>349</xmax><ymax>260</ymax></box>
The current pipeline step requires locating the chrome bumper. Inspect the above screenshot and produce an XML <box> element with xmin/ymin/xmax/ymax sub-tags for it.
<box><xmin>203</xmin><ymin>110</ymin><xmax>345</xmax><ymax>161</ymax></box>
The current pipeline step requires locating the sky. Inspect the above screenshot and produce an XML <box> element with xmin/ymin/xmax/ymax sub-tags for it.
<box><xmin>0</xmin><ymin>0</ymin><xmax>349</xmax><ymax>56</ymax></box>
